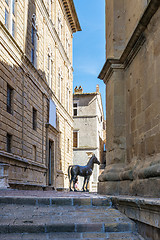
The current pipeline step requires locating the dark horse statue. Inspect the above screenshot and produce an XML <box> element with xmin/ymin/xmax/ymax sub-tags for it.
<box><xmin>68</xmin><ymin>154</ymin><xmax>100</xmax><ymax>192</ymax></box>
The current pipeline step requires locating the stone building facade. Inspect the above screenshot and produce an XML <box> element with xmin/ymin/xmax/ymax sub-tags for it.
<box><xmin>0</xmin><ymin>0</ymin><xmax>81</xmax><ymax>189</ymax></box>
<box><xmin>98</xmin><ymin>1</ymin><xmax>160</xmax><ymax>239</ymax></box>
<box><xmin>73</xmin><ymin>86</ymin><xmax>106</xmax><ymax>192</ymax></box>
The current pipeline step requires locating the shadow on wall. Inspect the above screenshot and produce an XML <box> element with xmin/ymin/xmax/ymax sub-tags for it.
<box><xmin>0</xmin><ymin>0</ymin><xmax>61</xmax><ymax>187</ymax></box>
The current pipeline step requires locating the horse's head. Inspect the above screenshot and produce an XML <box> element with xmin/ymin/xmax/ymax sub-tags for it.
<box><xmin>92</xmin><ymin>154</ymin><xmax>100</xmax><ymax>165</ymax></box>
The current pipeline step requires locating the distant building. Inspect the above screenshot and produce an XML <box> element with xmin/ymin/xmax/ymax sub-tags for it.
<box><xmin>73</xmin><ymin>85</ymin><xmax>106</xmax><ymax>192</ymax></box>
<box><xmin>0</xmin><ymin>0</ymin><xmax>81</xmax><ymax>189</ymax></box>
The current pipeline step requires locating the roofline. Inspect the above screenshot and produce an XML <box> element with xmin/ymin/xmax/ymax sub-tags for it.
<box><xmin>73</xmin><ymin>92</ymin><xmax>98</xmax><ymax>96</ymax></box>
<box><xmin>62</xmin><ymin>0</ymin><xmax>81</xmax><ymax>33</ymax></box>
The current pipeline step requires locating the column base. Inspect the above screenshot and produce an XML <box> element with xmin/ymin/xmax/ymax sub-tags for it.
<box><xmin>98</xmin><ymin>177</ymin><xmax>160</xmax><ymax>198</ymax></box>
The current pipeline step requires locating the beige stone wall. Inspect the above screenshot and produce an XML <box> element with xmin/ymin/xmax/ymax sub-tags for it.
<box><xmin>99</xmin><ymin>0</ymin><xmax>160</xmax><ymax>198</ymax></box>
<box><xmin>0</xmin><ymin>0</ymin><xmax>80</xmax><ymax>189</ymax></box>
<box><xmin>125</xmin><ymin>7</ymin><xmax>160</xmax><ymax>163</ymax></box>
<box><xmin>106</xmin><ymin>0</ymin><xmax>148</xmax><ymax>59</ymax></box>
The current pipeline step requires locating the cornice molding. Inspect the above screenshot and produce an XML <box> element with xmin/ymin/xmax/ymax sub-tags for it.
<box><xmin>61</xmin><ymin>0</ymin><xmax>81</xmax><ymax>33</ymax></box>
<box><xmin>98</xmin><ymin>0</ymin><xmax>160</xmax><ymax>84</ymax></box>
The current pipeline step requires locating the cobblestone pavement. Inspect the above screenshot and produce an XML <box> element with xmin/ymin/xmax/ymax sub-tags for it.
<box><xmin>0</xmin><ymin>189</ymin><xmax>144</xmax><ymax>240</ymax></box>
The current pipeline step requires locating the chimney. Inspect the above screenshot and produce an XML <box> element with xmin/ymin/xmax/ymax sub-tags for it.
<box><xmin>96</xmin><ymin>84</ymin><xmax>99</xmax><ymax>93</ymax></box>
<box><xmin>74</xmin><ymin>86</ymin><xmax>83</xmax><ymax>94</ymax></box>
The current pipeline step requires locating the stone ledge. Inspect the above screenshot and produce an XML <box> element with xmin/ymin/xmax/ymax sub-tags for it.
<box><xmin>107</xmin><ymin>195</ymin><xmax>160</xmax><ymax>239</ymax></box>
<box><xmin>9</xmin><ymin>182</ymin><xmax>47</xmax><ymax>191</ymax></box>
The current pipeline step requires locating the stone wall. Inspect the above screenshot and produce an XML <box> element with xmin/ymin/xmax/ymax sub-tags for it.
<box><xmin>98</xmin><ymin>0</ymin><xmax>160</xmax><ymax>198</ymax></box>
<box><xmin>0</xmin><ymin>0</ymin><xmax>80</xmax><ymax>189</ymax></box>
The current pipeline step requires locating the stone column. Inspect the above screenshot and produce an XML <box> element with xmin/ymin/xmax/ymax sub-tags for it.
<box><xmin>98</xmin><ymin>63</ymin><xmax>126</xmax><ymax>194</ymax></box>
<box><xmin>98</xmin><ymin>0</ymin><xmax>126</xmax><ymax>194</ymax></box>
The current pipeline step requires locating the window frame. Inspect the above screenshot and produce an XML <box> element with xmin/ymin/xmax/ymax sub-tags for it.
<box><xmin>7</xmin><ymin>84</ymin><xmax>13</xmax><ymax>114</ymax></box>
<box><xmin>58</xmin><ymin>67</ymin><xmax>63</xmax><ymax>102</ymax></box>
<box><xmin>73</xmin><ymin>130</ymin><xmax>79</xmax><ymax>148</ymax></box>
<box><xmin>7</xmin><ymin>133</ymin><xmax>12</xmax><ymax>153</ymax></box>
<box><xmin>31</xmin><ymin>14</ymin><xmax>38</xmax><ymax>68</ymax></box>
<box><xmin>73</xmin><ymin>100</ymin><xmax>79</xmax><ymax>116</ymax></box>
<box><xmin>32</xmin><ymin>107</ymin><xmax>37</xmax><ymax>131</ymax></box>
<box><xmin>32</xmin><ymin>145</ymin><xmax>37</xmax><ymax>161</ymax></box>
<box><xmin>4</xmin><ymin>0</ymin><xmax>16</xmax><ymax>37</ymax></box>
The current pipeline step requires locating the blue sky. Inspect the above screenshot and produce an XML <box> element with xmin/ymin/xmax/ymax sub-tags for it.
<box><xmin>73</xmin><ymin>0</ymin><xmax>106</xmax><ymax>117</ymax></box>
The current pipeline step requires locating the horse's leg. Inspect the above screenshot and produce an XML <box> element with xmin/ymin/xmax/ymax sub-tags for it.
<box><xmin>73</xmin><ymin>175</ymin><xmax>77</xmax><ymax>191</ymax></box>
<box><xmin>82</xmin><ymin>177</ymin><xmax>87</xmax><ymax>192</ymax></box>
<box><xmin>85</xmin><ymin>176</ymin><xmax>90</xmax><ymax>192</ymax></box>
<box><xmin>69</xmin><ymin>174</ymin><xmax>73</xmax><ymax>191</ymax></box>
<box><xmin>69</xmin><ymin>176</ymin><xmax>73</xmax><ymax>191</ymax></box>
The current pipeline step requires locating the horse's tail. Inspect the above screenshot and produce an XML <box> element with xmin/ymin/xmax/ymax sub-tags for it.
<box><xmin>68</xmin><ymin>165</ymin><xmax>72</xmax><ymax>181</ymax></box>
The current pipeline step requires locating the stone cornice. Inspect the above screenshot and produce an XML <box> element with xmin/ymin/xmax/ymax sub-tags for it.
<box><xmin>61</xmin><ymin>0</ymin><xmax>81</xmax><ymax>33</ymax></box>
<box><xmin>0</xmin><ymin>151</ymin><xmax>47</xmax><ymax>170</ymax></box>
<box><xmin>98</xmin><ymin>0</ymin><xmax>160</xmax><ymax>84</ymax></box>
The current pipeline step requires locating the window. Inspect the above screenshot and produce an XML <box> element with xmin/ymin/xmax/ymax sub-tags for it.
<box><xmin>4</xmin><ymin>0</ymin><xmax>16</xmax><ymax>37</ymax></box>
<box><xmin>31</xmin><ymin>14</ymin><xmax>38</xmax><ymax>67</ymax></box>
<box><xmin>12</xmin><ymin>0</ymin><xmax>15</xmax><ymax>15</ymax></box>
<box><xmin>73</xmin><ymin>131</ymin><xmax>79</xmax><ymax>148</ymax></box>
<box><xmin>47</xmin><ymin>48</ymin><xmax>52</xmax><ymax>88</ymax></box>
<box><xmin>49</xmin><ymin>99</ymin><xmax>56</xmax><ymax>128</ymax></box>
<box><xmin>7</xmin><ymin>133</ymin><xmax>12</xmax><ymax>153</ymax></box>
<box><xmin>66</xmin><ymin>34</ymin><xmax>70</xmax><ymax>57</ymax></box>
<box><xmin>5</xmin><ymin>8</ymin><xmax>9</xmax><ymax>29</ymax></box>
<box><xmin>12</xmin><ymin>19</ymin><xmax>15</xmax><ymax>38</ymax></box>
<box><xmin>48</xmin><ymin>0</ymin><xmax>51</xmax><ymax>19</ymax></box>
<box><xmin>58</xmin><ymin>12</ymin><xmax>62</xmax><ymax>40</ymax></box>
<box><xmin>73</xmin><ymin>102</ymin><xmax>78</xmax><ymax>116</ymax></box>
<box><xmin>66</xmin><ymin>82</ymin><xmax>70</xmax><ymax>112</ymax></box>
<box><xmin>32</xmin><ymin>145</ymin><xmax>37</xmax><ymax>161</ymax></box>
<box><xmin>33</xmin><ymin>107</ymin><xmax>37</xmax><ymax>130</ymax></box>
<box><xmin>58</xmin><ymin>67</ymin><xmax>63</xmax><ymax>102</ymax></box>
<box><xmin>7</xmin><ymin>84</ymin><xmax>13</xmax><ymax>114</ymax></box>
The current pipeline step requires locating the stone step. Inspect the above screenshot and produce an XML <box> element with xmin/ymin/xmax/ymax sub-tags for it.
<box><xmin>0</xmin><ymin>232</ymin><xmax>144</xmax><ymax>240</ymax></box>
<box><xmin>0</xmin><ymin>204</ymin><xmax>136</xmax><ymax>234</ymax></box>
<box><xmin>0</xmin><ymin>196</ymin><xmax>111</xmax><ymax>207</ymax></box>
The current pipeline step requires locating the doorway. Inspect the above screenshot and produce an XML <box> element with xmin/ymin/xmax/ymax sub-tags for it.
<box><xmin>48</xmin><ymin>140</ymin><xmax>54</xmax><ymax>186</ymax></box>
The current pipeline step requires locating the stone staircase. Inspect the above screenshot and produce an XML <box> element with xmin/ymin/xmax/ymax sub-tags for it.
<box><xmin>0</xmin><ymin>195</ymin><xmax>144</xmax><ymax>240</ymax></box>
